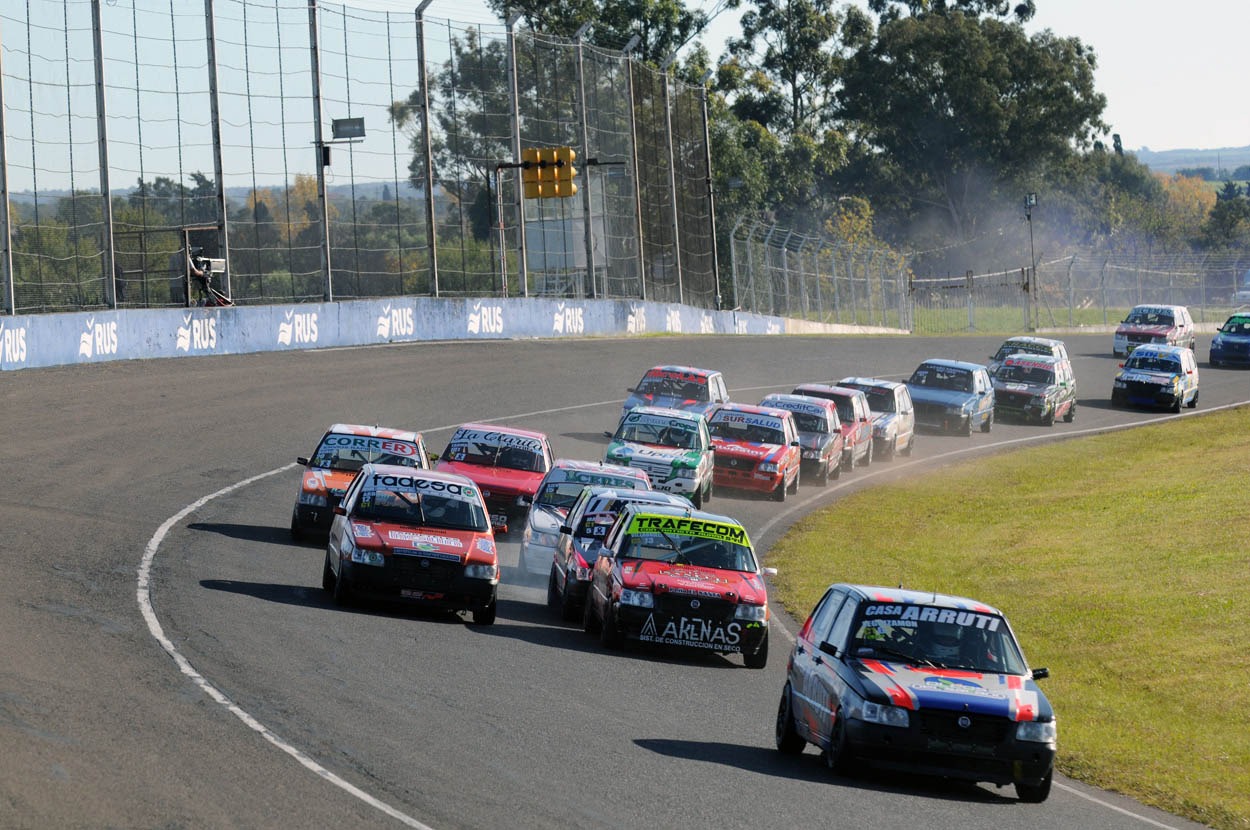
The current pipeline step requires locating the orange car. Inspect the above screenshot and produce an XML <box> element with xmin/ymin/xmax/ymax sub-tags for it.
<box><xmin>291</xmin><ymin>423</ymin><xmax>430</xmax><ymax>540</ymax></box>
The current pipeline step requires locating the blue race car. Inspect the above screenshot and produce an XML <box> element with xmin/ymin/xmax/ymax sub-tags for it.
<box><xmin>1209</xmin><ymin>313</ymin><xmax>1250</xmax><ymax>367</ymax></box>
<box><xmin>905</xmin><ymin>358</ymin><xmax>994</xmax><ymax>435</ymax></box>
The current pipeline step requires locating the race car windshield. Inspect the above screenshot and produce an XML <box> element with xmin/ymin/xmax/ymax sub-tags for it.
<box><xmin>862</xmin><ymin>389</ymin><xmax>895</xmax><ymax>412</ymax></box>
<box><xmin>615</xmin><ymin>420</ymin><xmax>698</xmax><ymax>449</ymax></box>
<box><xmin>709</xmin><ymin>418</ymin><xmax>784</xmax><ymax>445</ymax></box>
<box><xmin>311</xmin><ymin>436</ymin><xmax>423</xmax><ymax>472</ymax></box>
<box><xmin>1125</xmin><ymin>310</ymin><xmax>1172</xmax><ymax>326</ymax></box>
<box><xmin>637</xmin><ymin>375</ymin><xmax>708</xmax><ymax>401</ymax></box>
<box><xmin>847</xmin><ymin>608</ymin><xmax>1026</xmax><ymax>675</ymax></box>
<box><xmin>1220</xmin><ymin>318</ymin><xmax>1250</xmax><ymax>333</ymax></box>
<box><xmin>620</xmin><ymin>533</ymin><xmax>756</xmax><ymax>571</ymax></box>
<box><xmin>998</xmin><ymin>365</ymin><xmax>1054</xmax><ymax>385</ymax></box>
<box><xmin>443</xmin><ymin>439</ymin><xmax>545</xmax><ymax>472</ymax></box>
<box><xmin>789</xmin><ymin>412</ymin><xmax>828</xmax><ymax>433</ymax></box>
<box><xmin>910</xmin><ymin>366</ymin><xmax>973</xmax><ymax>392</ymax></box>
<box><xmin>537</xmin><ymin>481</ymin><xmax>584</xmax><ymax>509</ymax></box>
<box><xmin>354</xmin><ymin>490</ymin><xmax>487</xmax><ymax>532</ymax></box>
<box><xmin>1126</xmin><ymin>355</ymin><xmax>1182</xmax><ymax>374</ymax></box>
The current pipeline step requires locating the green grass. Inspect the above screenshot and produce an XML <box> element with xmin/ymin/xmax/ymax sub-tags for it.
<box><xmin>766</xmin><ymin>407</ymin><xmax>1250</xmax><ymax>828</ymax></box>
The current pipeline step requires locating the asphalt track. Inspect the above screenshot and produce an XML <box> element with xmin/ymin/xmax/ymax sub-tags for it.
<box><xmin>2</xmin><ymin>333</ymin><xmax>1236</xmax><ymax>830</ymax></box>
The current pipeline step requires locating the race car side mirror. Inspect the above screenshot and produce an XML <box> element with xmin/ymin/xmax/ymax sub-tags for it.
<box><xmin>559</xmin><ymin>525</ymin><xmax>573</xmax><ymax>535</ymax></box>
<box><xmin>762</xmin><ymin>567</ymin><xmax>778</xmax><ymax>576</ymax></box>
<box><xmin>602</xmin><ymin>430</ymin><xmax>613</xmax><ymax>438</ymax></box>
<box><xmin>297</xmin><ymin>456</ymin><xmax>309</xmax><ymax>466</ymax></box>
<box><xmin>625</xmin><ymin>387</ymin><xmax>635</xmax><ymax>393</ymax></box>
<box><xmin>1032</xmin><ymin>667</ymin><xmax>1050</xmax><ymax>680</ymax></box>
<box><xmin>818</xmin><ymin>640</ymin><xmax>840</xmax><ymax>658</ymax></box>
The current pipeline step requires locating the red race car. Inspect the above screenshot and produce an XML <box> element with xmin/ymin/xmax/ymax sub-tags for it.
<box><xmin>792</xmin><ymin>383</ymin><xmax>874</xmax><ymax>470</ymax></box>
<box><xmin>435</xmin><ymin>423</ymin><xmax>553</xmax><ymax>534</ymax></box>
<box><xmin>706</xmin><ymin>402</ymin><xmax>801</xmax><ymax>501</ymax></box>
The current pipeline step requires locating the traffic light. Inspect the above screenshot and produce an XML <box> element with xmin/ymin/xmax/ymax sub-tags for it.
<box><xmin>551</xmin><ymin>146</ymin><xmax>577</xmax><ymax>198</ymax></box>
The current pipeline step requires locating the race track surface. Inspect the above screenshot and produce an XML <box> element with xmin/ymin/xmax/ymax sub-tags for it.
<box><xmin>1</xmin><ymin>334</ymin><xmax>1229</xmax><ymax>829</ymax></box>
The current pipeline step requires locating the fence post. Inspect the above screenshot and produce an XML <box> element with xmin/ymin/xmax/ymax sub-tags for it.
<box><xmin>203</xmin><ymin>0</ymin><xmax>231</xmax><ymax>299</ymax></box>
<box><xmin>91</xmin><ymin>0</ymin><xmax>118</xmax><ymax>308</ymax></box>
<box><xmin>307</xmin><ymin>0</ymin><xmax>334</xmax><ymax>301</ymax></box>
<box><xmin>574</xmin><ymin>25</ymin><xmax>595</xmax><ymax>298</ymax></box>
<box><xmin>699</xmin><ymin>76</ymin><xmax>719</xmax><ymax>306</ymax></box>
<box><xmin>415</xmin><ymin>0</ymin><xmax>438</xmax><ymax>296</ymax></box>
<box><xmin>660</xmin><ymin>56</ymin><xmax>683</xmax><ymax>303</ymax></box>
<box><xmin>625</xmin><ymin>53</ymin><xmax>646</xmax><ymax>300</ymax></box>
<box><xmin>0</xmin><ymin>13</ymin><xmax>11</xmax><ymax>314</ymax></box>
<box><xmin>506</xmin><ymin>14</ymin><xmax>527</xmax><ymax>296</ymax></box>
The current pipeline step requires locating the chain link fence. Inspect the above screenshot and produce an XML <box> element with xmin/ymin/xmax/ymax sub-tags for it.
<box><xmin>0</xmin><ymin>0</ymin><xmax>716</xmax><ymax>314</ymax></box>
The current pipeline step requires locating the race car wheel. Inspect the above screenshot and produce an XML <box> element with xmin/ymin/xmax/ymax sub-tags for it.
<box><xmin>830</xmin><ymin>458</ymin><xmax>840</xmax><ymax>480</ymax></box>
<box><xmin>582</xmin><ymin>590</ymin><xmax>601</xmax><ymax>635</ymax></box>
<box><xmin>775</xmin><ymin>683</ymin><xmax>806</xmax><ymax>754</ymax></box>
<box><xmin>471</xmin><ymin>597</ymin><xmax>497</xmax><ymax>626</ymax></box>
<box><xmin>599</xmin><ymin>602</ymin><xmax>624</xmax><ymax>650</ymax></box>
<box><xmin>823</xmin><ymin>713</ymin><xmax>854</xmax><ymax>776</ymax></box>
<box><xmin>878</xmin><ymin>440</ymin><xmax>894</xmax><ymax>463</ymax></box>
<box><xmin>744</xmin><ymin>633</ymin><xmax>768</xmax><ymax>669</ymax></box>
<box><xmin>980</xmin><ymin>411</ymin><xmax>993</xmax><ymax>433</ymax></box>
<box><xmin>771</xmin><ymin>477</ymin><xmax>787</xmax><ymax>502</ymax></box>
<box><xmin>560</xmin><ymin>579</ymin><xmax>580</xmax><ymax>622</ymax></box>
<box><xmin>692</xmin><ymin>481</ymin><xmax>706</xmax><ymax>509</ymax></box>
<box><xmin>332</xmin><ymin>564</ymin><xmax>352</xmax><ymax>607</ymax></box>
<box><xmin>961</xmin><ymin>416</ymin><xmax>974</xmax><ymax>437</ymax></box>
<box><xmin>1015</xmin><ymin>769</ymin><xmax>1053</xmax><ymax>803</ymax></box>
<box><xmin>860</xmin><ymin>441</ymin><xmax>872</xmax><ymax>467</ymax></box>
<box><xmin>290</xmin><ymin>514</ymin><xmax>303</xmax><ymax>542</ymax></box>
<box><xmin>787</xmin><ymin>471</ymin><xmax>798</xmax><ymax>495</ymax></box>
<box><xmin>1064</xmin><ymin>402</ymin><xmax>1076</xmax><ymax>423</ymax></box>
<box><xmin>1187</xmin><ymin>390</ymin><xmax>1199</xmax><ymax>409</ymax></box>
<box><xmin>902</xmin><ymin>435</ymin><xmax>914</xmax><ymax>456</ymax></box>
<box><xmin>547</xmin><ymin>565</ymin><xmax>560</xmax><ymax>609</ymax></box>
<box><xmin>1042</xmin><ymin>409</ymin><xmax>1056</xmax><ymax>427</ymax></box>
<box><xmin>1171</xmin><ymin>395</ymin><xmax>1183</xmax><ymax>413</ymax></box>
<box><xmin>321</xmin><ymin>550</ymin><xmax>335</xmax><ymax>592</ymax></box>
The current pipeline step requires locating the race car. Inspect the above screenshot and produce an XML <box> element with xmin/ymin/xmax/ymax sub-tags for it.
<box><xmin>987</xmin><ymin>335</ymin><xmax>1070</xmax><ymax>373</ymax></box>
<box><xmin>1113</xmin><ymin>304</ymin><xmax>1195</xmax><ymax>356</ymax></box>
<box><xmin>434</xmin><ymin>423</ymin><xmax>553</xmax><ymax>534</ymax></box>
<box><xmin>989</xmin><ymin>353</ymin><xmax>1077</xmax><ymax>425</ymax></box>
<box><xmin>620</xmin><ymin>365</ymin><xmax>729</xmax><ymax>419</ymax></box>
<box><xmin>792</xmin><ymin>383</ymin><xmax>873</xmax><ymax>469</ymax></box>
<box><xmin>758</xmin><ymin>393</ymin><xmax>843</xmax><ymax>485</ymax></box>
<box><xmin>291</xmin><ymin>423</ymin><xmax>430</xmax><ymax>540</ymax></box>
<box><xmin>706</xmin><ymin>402</ymin><xmax>801</xmax><ymax>501</ymax></box>
<box><xmin>774</xmin><ymin>583</ymin><xmax>1056</xmax><ymax>802</ymax></box>
<box><xmin>836</xmin><ymin>376</ymin><xmax>917</xmax><ymax>461</ymax></box>
<box><xmin>547</xmin><ymin>486</ymin><xmax>691</xmax><ymax>621</ymax></box>
<box><xmin>1110</xmin><ymin>343</ymin><xmax>1200</xmax><ymax>412</ymax></box>
<box><xmin>1209</xmin><ymin>312</ymin><xmax>1250</xmax><ymax>367</ymax></box>
<box><xmin>517</xmin><ymin>459</ymin><xmax>651</xmax><ymax>577</ymax></box>
<box><xmin>604</xmin><ymin>406</ymin><xmax>715</xmax><ymax>507</ymax></box>
<box><xmin>582</xmin><ymin>502</ymin><xmax>774</xmax><ymax>668</ymax></box>
<box><xmin>904</xmin><ymin>359</ymin><xmax>995</xmax><ymax>435</ymax></box>
<box><xmin>321</xmin><ymin>464</ymin><xmax>499</xmax><ymax>624</ymax></box>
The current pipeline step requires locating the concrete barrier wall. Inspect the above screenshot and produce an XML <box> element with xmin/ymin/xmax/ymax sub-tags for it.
<box><xmin>0</xmin><ymin>298</ymin><xmax>906</xmax><ymax>372</ymax></box>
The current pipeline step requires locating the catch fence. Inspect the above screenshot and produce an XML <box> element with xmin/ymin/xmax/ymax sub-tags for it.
<box><xmin>0</xmin><ymin>0</ymin><xmax>716</xmax><ymax>314</ymax></box>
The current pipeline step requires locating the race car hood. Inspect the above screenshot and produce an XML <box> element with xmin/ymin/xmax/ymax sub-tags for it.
<box><xmin>797</xmin><ymin>432</ymin><xmax>836</xmax><ymax>453</ymax></box>
<box><xmin>625</xmin><ymin>392</ymin><xmax>712</xmax><ymax>414</ymax></box>
<box><xmin>1117</xmin><ymin>368</ymin><xmax>1181</xmax><ymax>386</ymax></box>
<box><xmin>906</xmin><ymin>385</ymin><xmax>977</xmax><ymax>409</ymax></box>
<box><xmin>869</xmin><ymin>411</ymin><xmax>901</xmax><ymax>430</ymax></box>
<box><xmin>852</xmin><ymin>659</ymin><xmax>1052</xmax><ymax>722</ymax></box>
<box><xmin>709</xmin><ymin>437</ymin><xmax>787</xmax><ymax>464</ymax></box>
<box><xmin>617</xmin><ymin>559</ymin><xmax>767</xmax><ymax>605</ymax></box>
<box><xmin>992</xmin><ymin>379</ymin><xmax>1049</xmax><ymax>395</ymax></box>
<box><xmin>1116</xmin><ymin>322</ymin><xmax>1176</xmax><ymax>338</ymax></box>
<box><xmin>301</xmin><ymin>468</ymin><xmax>357</xmax><ymax>498</ymax></box>
<box><xmin>348</xmin><ymin>521</ymin><xmax>497</xmax><ymax>564</ymax></box>
<box><xmin>436</xmin><ymin>460</ymin><xmax>544</xmax><ymax>498</ymax></box>
<box><xmin>606</xmin><ymin>441</ymin><xmax>703</xmax><ymax>469</ymax></box>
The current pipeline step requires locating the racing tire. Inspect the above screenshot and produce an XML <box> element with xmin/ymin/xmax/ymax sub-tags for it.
<box><xmin>321</xmin><ymin>549</ymin><xmax>335</xmax><ymax>592</ymax></box>
<box><xmin>582</xmin><ymin>589</ymin><xmax>602</xmax><ymax>635</ymax></box>
<box><xmin>1171</xmin><ymin>396</ymin><xmax>1183</xmax><ymax>413</ymax></box>
<box><xmin>1015</xmin><ymin>769</ymin><xmax>1053</xmax><ymax>803</ymax></box>
<box><xmin>980</xmin><ymin>411</ymin><xmax>993</xmax><ymax>433</ymax></box>
<box><xmin>290</xmin><ymin>514</ymin><xmax>303</xmax><ymax>542</ymax></box>
<box><xmin>961</xmin><ymin>416</ymin><xmax>974</xmax><ymax>437</ymax></box>
<box><xmin>471</xmin><ymin>597</ymin><xmax>497</xmax><ymax>626</ymax></box>
<box><xmin>1110</xmin><ymin>391</ymin><xmax>1123</xmax><ymax>408</ymax></box>
<box><xmin>788</xmin><ymin>471</ymin><xmax>799</xmax><ymax>495</ymax></box>
<box><xmin>547</xmin><ymin>565</ymin><xmax>560</xmax><ymax>610</ymax></box>
<box><xmin>878</xmin><ymin>440</ymin><xmax>894</xmax><ymax>463</ymax></box>
<box><xmin>744</xmin><ymin>633</ymin><xmax>768</xmax><ymax>669</ymax></box>
<box><xmin>332</xmin><ymin>563</ymin><xmax>352</xmax><ymax>607</ymax></box>
<box><xmin>1187</xmin><ymin>390</ymin><xmax>1199</xmax><ymax>409</ymax></box>
<box><xmin>1064</xmin><ymin>402</ymin><xmax>1076</xmax><ymax>423</ymax></box>
<box><xmin>771</xmin><ymin>477</ymin><xmax>787</xmax><ymax>502</ymax></box>
<box><xmin>860</xmin><ymin>441</ymin><xmax>872</xmax><ymax>467</ymax></box>
<box><xmin>599</xmin><ymin>602</ymin><xmax>624</xmax><ymax>650</ymax></box>
<box><xmin>822</xmin><ymin>713</ymin><xmax>854</xmax><ymax>776</ymax></box>
<box><xmin>774</xmin><ymin>683</ymin><xmax>806</xmax><ymax>754</ymax></box>
<box><xmin>560</xmin><ymin>578</ymin><xmax>580</xmax><ymax>622</ymax></box>
<box><xmin>814</xmin><ymin>464</ymin><xmax>828</xmax><ymax>487</ymax></box>
<box><xmin>902</xmin><ymin>435</ymin><xmax>915</xmax><ymax>457</ymax></box>
<box><xmin>829</xmin><ymin>459</ymin><xmax>840</xmax><ymax>480</ymax></box>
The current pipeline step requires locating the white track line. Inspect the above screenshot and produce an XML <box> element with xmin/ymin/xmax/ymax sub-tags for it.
<box><xmin>140</xmin><ymin>393</ymin><xmax>1243</xmax><ymax>828</ymax></box>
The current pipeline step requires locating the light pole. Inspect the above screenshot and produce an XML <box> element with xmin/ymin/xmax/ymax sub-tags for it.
<box><xmin>1025</xmin><ymin>192</ymin><xmax>1037</xmax><ymax>330</ymax></box>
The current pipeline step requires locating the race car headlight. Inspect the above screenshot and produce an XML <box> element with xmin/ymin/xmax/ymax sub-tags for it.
<box><xmin>1113</xmin><ymin>378</ymin><xmax>1127</xmax><ymax>388</ymax></box>
<box><xmin>801</xmin><ymin>449</ymin><xmax>818</xmax><ymax>459</ymax></box>
<box><xmin>531</xmin><ymin>531</ymin><xmax>559</xmax><ymax>548</ymax></box>
<box><xmin>674</xmin><ymin>466</ymin><xmax>698</xmax><ymax>479</ymax></box>
<box><xmin>619</xmin><ymin>588</ymin><xmax>655</xmax><ymax>608</ymax></box>
<box><xmin>1016</xmin><ymin>720</ymin><xmax>1057</xmax><ymax>743</ymax></box>
<box><xmin>872</xmin><ymin>424</ymin><xmax>890</xmax><ymax>439</ymax></box>
<box><xmin>860</xmin><ymin>700</ymin><xmax>910</xmax><ymax>728</ymax></box>
<box><xmin>349</xmin><ymin>546</ymin><xmax>385</xmax><ymax>567</ymax></box>
<box><xmin>734</xmin><ymin>603</ymin><xmax>767</xmax><ymax>621</ymax></box>
<box><xmin>1212</xmin><ymin>335</ymin><xmax>1223</xmax><ymax>346</ymax></box>
<box><xmin>299</xmin><ymin>491</ymin><xmax>328</xmax><ymax>507</ymax></box>
<box><xmin>464</xmin><ymin>563</ymin><xmax>499</xmax><ymax>581</ymax></box>
<box><xmin>945</xmin><ymin>404</ymin><xmax>964</xmax><ymax>415</ymax></box>
<box><xmin>758</xmin><ymin>462</ymin><xmax>779</xmax><ymax>474</ymax></box>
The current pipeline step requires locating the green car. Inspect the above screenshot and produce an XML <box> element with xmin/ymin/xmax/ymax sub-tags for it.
<box><xmin>605</xmin><ymin>406</ymin><xmax>715</xmax><ymax>507</ymax></box>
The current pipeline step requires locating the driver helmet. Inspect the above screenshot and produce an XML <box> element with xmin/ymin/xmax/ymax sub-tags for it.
<box><xmin>923</xmin><ymin>621</ymin><xmax>962</xmax><ymax>661</ymax></box>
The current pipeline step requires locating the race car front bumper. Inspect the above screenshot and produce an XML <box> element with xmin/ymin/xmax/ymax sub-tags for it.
<box><xmin>339</xmin><ymin>556</ymin><xmax>497</xmax><ymax>612</ymax></box>
<box><xmin>612</xmin><ymin>602</ymin><xmax>768</xmax><ymax>658</ymax></box>
<box><xmin>712</xmin><ymin>464</ymin><xmax>782</xmax><ymax>494</ymax></box>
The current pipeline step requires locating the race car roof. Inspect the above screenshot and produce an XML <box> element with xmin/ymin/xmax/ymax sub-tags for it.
<box><xmin>624</xmin><ymin>405</ymin><xmax>707</xmax><ymax>423</ymax></box>
<box><xmin>325</xmin><ymin>423</ymin><xmax>423</xmax><ymax>442</ymax></box>
<box><xmin>912</xmin><ymin>358</ymin><xmax>987</xmax><ymax>373</ymax></box>
<box><xmin>837</xmin><ymin>376</ymin><xmax>904</xmax><ymax>391</ymax></box>
<box><xmin>449</xmin><ymin>422</ymin><xmax>549</xmax><ymax>442</ymax></box>
<box><xmin>709</xmin><ymin>402</ymin><xmax>793</xmax><ymax>420</ymax></box>
<box><xmin>640</xmin><ymin>364</ymin><xmax>718</xmax><ymax>379</ymax></box>
<box><xmin>544</xmin><ymin>458</ymin><xmax>651</xmax><ymax>485</ymax></box>
<box><xmin>1125</xmin><ymin>343</ymin><xmax>1190</xmax><ymax>358</ymax></box>
<box><xmin>836</xmin><ymin>583</ymin><xmax>1003</xmax><ymax>615</ymax></box>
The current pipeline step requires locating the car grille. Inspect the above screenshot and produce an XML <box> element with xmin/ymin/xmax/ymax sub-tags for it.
<box><xmin>916</xmin><ymin>710</ymin><xmax>1011</xmax><ymax>748</ymax></box>
<box><xmin>656</xmin><ymin>594</ymin><xmax>736</xmax><ymax>620</ymax></box>
<box><xmin>1122</xmin><ymin>379</ymin><xmax>1168</xmax><ymax>397</ymax></box>
<box><xmin>715</xmin><ymin>455</ymin><xmax>753</xmax><ymax>471</ymax></box>
<box><xmin>913</xmin><ymin>401</ymin><xmax>947</xmax><ymax>425</ymax></box>
<box><xmin>996</xmin><ymin>390</ymin><xmax>1033</xmax><ymax>408</ymax></box>
<box><xmin>1126</xmin><ymin>332</ymin><xmax>1157</xmax><ymax>346</ymax></box>
<box><xmin>628</xmin><ymin>458</ymin><xmax>674</xmax><ymax>482</ymax></box>
<box><xmin>390</xmin><ymin>552</ymin><xmax>458</xmax><ymax>590</ymax></box>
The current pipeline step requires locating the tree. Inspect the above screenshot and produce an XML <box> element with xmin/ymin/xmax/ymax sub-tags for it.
<box><xmin>837</xmin><ymin>12</ymin><xmax>1106</xmax><ymax>249</ymax></box>
<box><xmin>1200</xmin><ymin>181</ymin><xmax>1250</xmax><ymax>249</ymax></box>
<box><xmin>866</xmin><ymin>0</ymin><xmax>1036</xmax><ymax>24</ymax></box>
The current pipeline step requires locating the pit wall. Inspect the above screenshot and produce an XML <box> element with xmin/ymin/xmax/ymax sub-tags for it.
<box><xmin>0</xmin><ymin>297</ymin><xmax>904</xmax><ymax>372</ymax></box>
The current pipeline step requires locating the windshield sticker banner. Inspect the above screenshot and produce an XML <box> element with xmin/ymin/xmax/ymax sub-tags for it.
<box><xmin>451</xmin><ymin>429</ymin><xmax>544</xmax><ymax>454</ymax></box>
<box><xmin>711</xmin><ymin>413</ymin><xmax>784</xmax><ymax>430</ymax></box>
<box><xmin>626</xmin><ymin>514</ymin><xmax>750</xmax><ymax>546</ymax></box>
<box><xmin>324</xmin><ymin>435</ymin><xmax>419</xmax><ymax>456</ymax></box>
<box><xmin>862</xmin><ymin>604</ymin><xmax>1001</xmax><ymax>632</ymax></box>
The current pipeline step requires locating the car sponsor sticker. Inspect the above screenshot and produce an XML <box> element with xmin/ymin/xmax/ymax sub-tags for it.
<box><xmin>862</xmin><ymin>604</ymin><xmax>1002</xmax><ymax>631</ymax></box>
<box><xmin>450</xmin><ymin>428</ymin><xmax>545</xmax><ymax>454</ymax></box>
<box><xmin>626</xmin><ymin>513</ymin><xmax>750</xmax><ymax>546</ymax></box>
<box><xmin>362</xmin><ymin>473</ymin><xmax>478</xmax><ymax>500</ymax></box>
<box><xmin>639</xmin><ymin>614</ymin><xmax>743</xmax><ymax>650</ymax></box>
<box><xmin>388</xmin><ymin>530</ymin><xmax>464</xmax><ymax>548</ymax></box>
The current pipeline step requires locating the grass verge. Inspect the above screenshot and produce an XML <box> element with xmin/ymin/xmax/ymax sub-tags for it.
<box><xmin>766</xmin><ymin>406</ymin><xmax>1250</xmax><ymax>828</ymax></box>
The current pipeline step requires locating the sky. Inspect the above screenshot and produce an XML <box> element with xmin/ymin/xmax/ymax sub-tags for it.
<box><xmin>378</xmin><ymin>0</ymin><xmax>1250</xmax><ymax>153</ymax></box>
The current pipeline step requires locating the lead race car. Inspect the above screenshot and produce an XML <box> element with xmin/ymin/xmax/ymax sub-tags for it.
<box><xmin>582</xmin><ymin>503</ymin><xmax>773</xmax><ymax>668</ymax></box>
<box><xmin>322</xmin><ymin>463</ymin><xmax>499</xmax><ymax>624</ymax></box>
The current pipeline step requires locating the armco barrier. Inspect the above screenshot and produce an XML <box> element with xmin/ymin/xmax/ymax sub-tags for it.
<box><xmin>0</xmin><ymin>298</ymin><xmax>905</xmax><ymax>372</ymax></box>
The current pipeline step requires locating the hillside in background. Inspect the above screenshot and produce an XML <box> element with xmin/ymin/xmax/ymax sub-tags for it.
<box><xmin>1136</xmin><ymin>145</ymin><xmax>1250</xmax><ymax>177</ymax></box>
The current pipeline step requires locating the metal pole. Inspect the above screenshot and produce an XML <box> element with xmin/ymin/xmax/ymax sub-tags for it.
<box><xmin>415</xmin><ymin>0</ymin><xmax>439</xmax><ymax>295</ymax></box>
<box><xmin>495</xmin><ymin>166</ymin><xmax>507</xmax><ymax>295</ymax></box>
<box><xmin>661</xmin><ymin>56</ymin><xmax>683</xmax><ymax>304</ymax></box>
<box><xmin>699</xmin><ymin>75</ymin><xmax>719</xmax><ymax>307</ymax></box>
<box><xmin>728</xmin><ymin>215</ymin><xmax>743</xmax><ymax>312</ymax></box>
<box><xmin>0</xmin><ymin>13</ymin><xmax>12</xmax><ymax>314</ymax></box>
<box><xmin>573</xmin><ymin>23</ymin><xmax>595</xmax><ymax>298</ymax></box>
<box><xmin>91</xmin><ymin>0</ymin><xmax>118</xmax><ymax>308</ymax></box>
<box><xmin>307</xmin><ymin>0</ymin><xmax>333</xmax><ymax>301</ymax></box>
<box><xmin>204</xmin><ymin>0</ymin><xmax>231</xmax><ymax>298</ymax></box>
<box><xmin>625</xmin><ymin>52</ymin><xmax>646</xmax><ymax>300</ymax></box>
<box><xmin>506</xmin><ymin>13</ymin><xmax>527</xmax><ymax>295</ymax></box>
